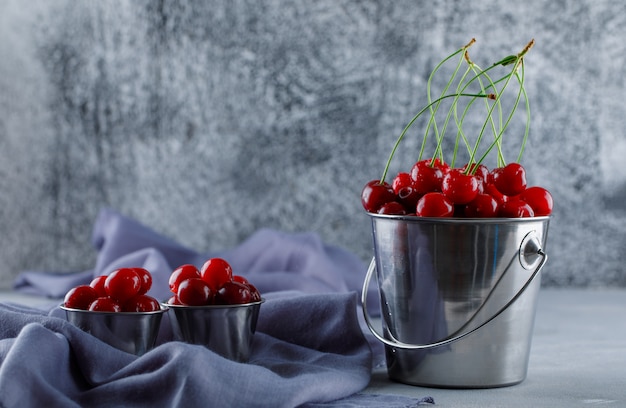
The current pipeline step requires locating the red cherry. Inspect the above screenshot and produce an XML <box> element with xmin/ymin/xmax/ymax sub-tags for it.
<box><xmin>215</xmin><ymin>281</ymin><xmax>253</xmax><ymax>305</ymax></box>
<box><xmin>123</xmin><ymin>294</ymin><xmax>161</xmax><ymax>312</ymax></box>
<box><xmin>200</xmin><ymin>258</ymin><xmax>233</xmax><ymax>292</ymax></box>
<box><xmin>392</xmin><ymin>172</ymin><xmax>421</xmax><ymax>209</ymax></box>
<box><xmin>463</xmin><ymin>162</ymin><xmax>489</xmax><ymax>182</ymax></box>
<box><xmin>428</xmin><ymin>157</ymin><xmax>450</xmax><ymax>172</ymax></box>
<box><xmin>483</xmin><ymin>182</ymin><xmax>508</xmax><ymax>207</ymax></box>
<box><xmin>520</xmin><ymin>186</ymin><xmax>553</xmax><ymax>216</ymax></box>
<box><xmin>177</xmin><ymin>278</ymin><xmax>212</xmax><ymax>306</ymax></box>
<box><xmin>415</xmin><ymin>192</ymin><xmax>454</xmax><ymax>217</ymax></box>
<box><xmin>64</xmin><ymin>285</ymin><xmax>98</xmax><ymax>310</ymax></box>
<box><xmin>104</xmin><ymin>268</ymin><xmax>142</xmax><ymax>302</ymax></box>
<box><xmin>464</xmin><ymin>193</ymin><xmax>499</xmax><ymax>218</ymax></box>
<box><xmin>88</xmin><ymin>297</ymin><xmax>122</xmax><ymax>312</ymax></box>
<box><xmin>232</xmin><ymin>276</ymin><xmax>262</xmax><ymax>301</ymax></box>
<box><xmin>492</xmin><ymin>163</ymin><xmax>527</xmax><ymax>196</ymax></box>
<box><xmin>246</xmin><ymin>283</ymin><xmax>262</xmax><ymax>302</ymax></box>
<box><xmin>410</xmin><ymin>159</ymin><xmax>444</xmax><ymax>194</ymax></box>
<box><xmin>500</xmin><ymin>200</ymin><xmax>535</xmax><ymax>218</ymax></box>
<box><xmin>166</xmin><ymin>295</ymin><xmax>183</xmax><ymax>305</ymax></box>
<box><xmin>169</xmin><ymin>264</ymin><xmax>201</xmax><ymax>294</ymax></box>
<box><xmin>232</xmin><ymin>275</ymin><xmax>250</xmax><ymax>285</ymax></box>
<box><xmin>132</xmin><ymin>268</ymin><xmax>152</xmax><ymax>295</ymax></box>
<box><xmin>361</xmin><ymin>180</ymin><xmax>396</xmax><ymax>213</ymax></box>
<box><xmin>377</xmin><ymin>201</ymin><xmax>407</xmax><ymax>215</ymax></box>
<box><xmin>441</xmin><ymin>168</ymin><xmax>479</xmax><ymax>204</ymax></box>
<box><xmin>89</xmin><ymin>276</ymin><xmax>108</xmax><ymax>297</ymax></box>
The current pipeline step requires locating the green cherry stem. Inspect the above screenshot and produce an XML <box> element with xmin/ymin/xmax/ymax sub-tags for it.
<box><xmin>438</xmin><ymin>65</ymin><xmax>474</xmax><ymax>168</ymax></box>
<box><xmin>467</xmin><ymin>63</ymin><xmax>504</xmax><ymax>169</ymax></box>
<box><xmin>380</xmin><ymin>92</ymin><xmax>490</xmax><ymax>183</ymax></box>
<box><xmin>473</xmin><ymin>57</ymin><xmax>530</xmax><ymax>167</ymax></box>
<box><xmin>422</xmin><ymin>39</ymin><xmax>476</xmax><ymax>164</ymax></box>
<box><xmin>380</xmin><ymin>39</ymin><xmax>534</xmax><ymax>183</ymax></box>
<box><xmin>470</xmin><ymin>42</ymin><xmax>532</xmax><ymax>168</ymax></box>
<box><xmin>512</xmin><ymin>62</ymin><xmax>531</xmax><ymax>163</ymax></box>
<box><xmin>452</xmin><ymin>58</ymin><xmax>504</xmax><ymax>171</ymax></box>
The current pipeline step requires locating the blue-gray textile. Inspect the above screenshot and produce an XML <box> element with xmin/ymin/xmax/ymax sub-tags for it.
<box><xmin>4</xmin><ymin>208</ymin><xmax>432</xmax><ymax>407</ymax></box>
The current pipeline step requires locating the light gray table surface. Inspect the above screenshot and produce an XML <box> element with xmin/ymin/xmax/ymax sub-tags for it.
<box><xmin>1</xmin><ymin>288</ymin><xmax>624</xmax><ymax>407</ymax></box>
<box><xmin>365</xmin><ymin>288</ymin><xmax>626</xmax><ymax>407</ymax></box>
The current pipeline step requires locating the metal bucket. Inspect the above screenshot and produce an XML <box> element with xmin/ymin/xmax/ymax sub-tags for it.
<box><xmin>361</xmin><ymin>214</ymin><xmax>550</xmax><ymax>388</ymax></box>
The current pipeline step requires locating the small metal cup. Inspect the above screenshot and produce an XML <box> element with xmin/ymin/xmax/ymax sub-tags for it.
<box><xmin>166</xmin><ymin>300</ymin><xmax>263</xmax><ymax>362</ymax></box>
<box><xmin>61</xmin><ymin>305</ymin><xmax>168</xmax><ymax>356</ymax></box>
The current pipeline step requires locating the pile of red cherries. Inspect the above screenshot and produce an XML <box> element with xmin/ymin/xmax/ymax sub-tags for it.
<box><xmin>63</xmin><ymin>258</ymin><xmax>261</xmax><ymax>312</ymax></box>
<box><xmin>166</xmin><ymin>258</ymin><xmax>261</xmax><ymax>306</ymax></box>
<box><xmin>362</xmin><ymin>159</ymin><xmax>553</xmax><ymax>218</ymax></box>
<box><xmin>63</xmin><ymin>267</ymin><xmax>161</xmax><ymax>312</ymax></box>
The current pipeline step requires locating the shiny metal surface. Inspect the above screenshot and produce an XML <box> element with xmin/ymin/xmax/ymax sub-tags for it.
<box><xmin>61</xmin><ymin>305</ymin><xmax>168</xmax><ymax>356</ymax></box>
<box><xmin>365</xmin><ymin>214</ymin><xmax>550</xmax><ymax>388</ymax></box>
<box><xmin>167</xmin><ymin>300</ymin><xmax>263</xmax><ymax>362</ymax></box>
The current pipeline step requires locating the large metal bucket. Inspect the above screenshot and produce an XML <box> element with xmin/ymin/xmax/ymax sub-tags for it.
<box><xmin>361</xmin><ymin>214</ymin><xmax>550</xmax><ymax>388</ymax></box>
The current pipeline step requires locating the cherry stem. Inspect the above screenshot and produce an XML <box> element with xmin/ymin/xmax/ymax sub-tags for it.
<box><xmin>380</xmin><ymin>39</ymin><xmax>533</xmax><ymax>182</ymax></box>
<box><xmin>466</xmin><ymin>62</ymin><xmax>504</xmax><ymax>170</ymax></box>
<box><xmin>423</xmin><ymin>46</ymin><xmax>468</xmax><ymax>164</ymax></box>
<box><xmin>380</xmin><ymin>92</ymin><xmax>490</xmax><ymax>183</ymax></box>
<box><xmin>452</xmin><ymin>58</ymin><xmax>504</xmax><ymax>171</ymax></box>
<box><xmin>515</xmin><ymin>66</ymin><xmax>531</xmax><ymax>163</ymax></box>
<box><xmin>473</xmin><ymin>49</ymin><xmax>531</xmax><ymax>167</ymax></box>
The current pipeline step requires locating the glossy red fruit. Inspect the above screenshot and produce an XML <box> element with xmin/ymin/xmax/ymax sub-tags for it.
<box><xmin>492</xmin><ymin>163</ymin><xmax>527</xmax><ymax>196</ymax></box>
<box><xmin>123</xmin><ymin>294</ymin><xmax>161</xmax><ymax>312</ymax></box>
<box><xmin>377</xmin><ymin>201</ymin><xmax>407</xmax><ymax>215</ymax></box>
<box><xmin>410</xmin><ymin>159</ymin><xmax>444</xmax><ymax>194</ymax></box>
<box><xmin>520</xmin><ymin>186</ymin><xmax>553</xmax><ymax>216</ymax></box>
<box><xmin>89</xmin><ymin>276</ymin><xmax>108</xmax><ymax>297</ymax></box>
<box><xmin>105</xmin><ymin>268</ymin><xmax>142</xmax><ymax>302</ymax></box>
<box><xmin>415</xmin><ymin>192</ymin><xmax>454</xmax><ymax>217</ymax></box>
<box><xmin>232</xmin><ymin>275</ymin><xmax>250</xmax><ymax>285</ymax></box>
<box><xmin>215</xmin><ymin>281</ymin><xmax>253</xmax><ymax>305</ymax></box>
<box><xmin>88</xmin><ymin>297</ymin><xmax>122</xmax><ymax>312</ymax></box>
<box><xmin>232</xmin><ymin>276</ymin><xmax>262</xmax><ymax>301</ymax></box>
<box><xmin>132</xmin><ymin>268</ymin><xmax>152</xmax><ymax>295</ymax></box>
<box><xmin>177</xmin><ymin>278</ymin><xmax>213</xmax><ymax>306</ymax></box>
<box><xmin>169</xmin><ymin>264</ymin><xmax>201</xmax><ymax>294</ymax></box>
<box><xmin>441</xmin><ymin>168</ymin><xmax>479</xmax><ymax>204</ymax></box>
<box><xmin>464</xmin><ymin>193</ymin><xmax>499</xmax><ymax>218</ymax></box>
<box><xmin>361</xmin><ymin>180</ymin><xmax>396</xmax><ymax>213</ymax></box>
<box><xmin>483</xmin><ymin>182</ymin><xmax>508</xmax><ymax>207</ymax></box>
<box><xmin>392</xmin><ymin>172</ymin><xmax>421</xmax><ymax>209</ymax></box>
<box><xmin>246</xmin><ymin>283</ymin><xmax>262</xmax><ymax>302</ymax></box>
<box><xmin>463</xmin><ymin>162</ymin><xmax>490</xmax><ymax>182</ymax></box>
<box><xmin>200</xmin><ymin>258</ymin><xmax>233</xmax><ymax>292</ymax></box>
<box><xmin>166</xmin><ymin>295</ymin><xmax>183</xmax><ymax>305</ymax></box>
<box><xmin>429</xmin><ymin>157</ymin><xmax>450</xmax><ymax>172</ymax></box>
<box><xmin>499</xmin><ymin>200</ymin><xmax>535</xmax><ymax>218</ymax></box>
<box><xmin>64</xmin><ymin>285</ymin><xmax>99</xmax><ymax>310</ymax></box>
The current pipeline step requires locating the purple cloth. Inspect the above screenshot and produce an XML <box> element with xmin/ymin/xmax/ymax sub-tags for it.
<box><xmin>14</xmin><ymin>208</ymin><xmax>379</xmax><ymax>313</ymax></box>
<box><xmin>0</xmin><ymin>293</ymin><xmax>367</xmax><ymax>407</ymax></box>
<box><xmin>4</xmin><ymin>208</ymin><xmax>433</xmax><ymax>407</ymax></box>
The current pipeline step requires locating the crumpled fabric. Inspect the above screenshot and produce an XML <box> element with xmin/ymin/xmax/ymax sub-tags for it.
<box><xmin>4</xmin><ymin>208</ymin><xmax>433</xmax><ymax>407</ymax></box>
<box><xmin>14</xmin><ymin>208</ymin><xmax>379</xmax><ymax>313</ymax></box>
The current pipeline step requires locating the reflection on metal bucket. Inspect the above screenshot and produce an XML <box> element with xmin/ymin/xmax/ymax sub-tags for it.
<box><xmin>362</xmin><ymin>214</ymin><xmax>550</xmax><ymax>388</ymax></box>
<box><xmin>61</xmin><ymin>305</ymin><xmax>168</xmax><ymax>356</ymax></box>
<box><xmin>167</xmin><ymin>300</ymin><xmax>263</xmax><ymax>362</ymax></box>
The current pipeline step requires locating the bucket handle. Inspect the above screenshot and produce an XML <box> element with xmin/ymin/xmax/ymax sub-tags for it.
<box><xmin>361</xmin><ymin>231</ymin><xmax>548</xmax><ymax>350</ymax></box>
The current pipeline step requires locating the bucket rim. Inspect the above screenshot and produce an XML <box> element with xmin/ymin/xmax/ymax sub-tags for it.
<box><xmin>367</xmin><ymin>213</ymin><xmax>551</xmax><ymax>225</ymax></box>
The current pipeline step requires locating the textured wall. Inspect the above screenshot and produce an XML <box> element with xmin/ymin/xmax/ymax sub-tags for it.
<box><xmin>1</xmin><ymin>0</ymin><xmax>625</xmax><ymax>289</ymax></box>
